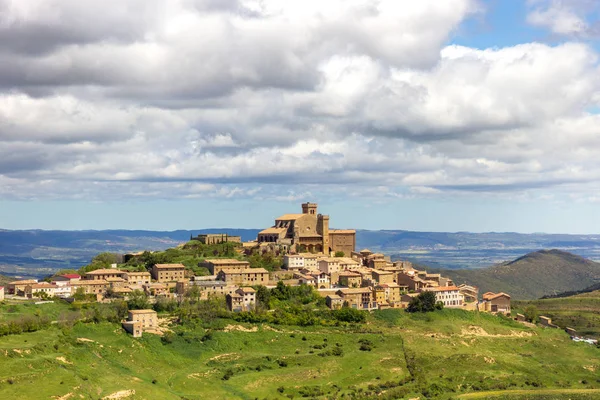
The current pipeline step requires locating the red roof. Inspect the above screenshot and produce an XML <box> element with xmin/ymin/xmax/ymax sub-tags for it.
<box><xmin>61</xmin><ymin>274</ymin><xmax>81</xmax><ymax>279</ymax></box>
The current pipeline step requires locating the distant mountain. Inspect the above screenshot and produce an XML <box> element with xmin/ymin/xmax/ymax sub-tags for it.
<box><xmin>540</xmin><ymin>282</ymin><xmax>600</xmax><ymax>299</ymax></box>
<box><xmin>2</xmin><ymin>228</ymin><xmax>600</xmax><ymax>278</ymax></box>
<box><xmin>356</xmin><ymin>230</ymin><xmax>600</xmax><ymax>269</ymax></box>
<box><xmin>0</xmin><ymin>229</ymin><xmax>260</xmax><ymax>277</ymax></box>
<box><xmin>434</xmin><ymin>249</ymin><xmax>600</xmax><ymax>300</ymax></box>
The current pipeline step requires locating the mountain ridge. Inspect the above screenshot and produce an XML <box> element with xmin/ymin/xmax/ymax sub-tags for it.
<box><xmin>434</xmin><ymin>249</ymin><xmax>600</xmax><ymax>300</ymax></box>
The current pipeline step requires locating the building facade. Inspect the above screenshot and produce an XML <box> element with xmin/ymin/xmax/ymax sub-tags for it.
<box><xmin>257</xmin><ymin>202</ymin><xmax>356</xmax><ymax>254</ymax></box>
<box><xmin>151</xmin><ymin>264</ymin><xmax>186</xmax><ymax>282</ymax></box>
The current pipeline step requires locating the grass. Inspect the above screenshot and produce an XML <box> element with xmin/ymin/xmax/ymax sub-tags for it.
<box><xmin>0</xmin><ymin>300</ymin><xmax>73</xmax><ymax>323</ymax></box>
<box><xmin>0</xmin><ymin>309</ymin><xmax>599</xmax><ymax>399</ymax></box>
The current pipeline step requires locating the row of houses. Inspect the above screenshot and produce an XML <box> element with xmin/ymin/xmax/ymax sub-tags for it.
<box><xmin>5</xmin><ymin>264</ymin><xmax>186</xmax><ymax>300</ymax></box>
<box><xmin>4</xmin><ymin>251</ymin><xmax>510</xmax><ymax>316</ymax></box>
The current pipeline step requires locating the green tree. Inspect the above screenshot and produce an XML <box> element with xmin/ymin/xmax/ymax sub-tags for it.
<box><xmin>73</xmin><ymin>287</ymin><xmax>87</xmax><ymax>301</ymax></box>
<box><xmin>185</xmin><ymin>285</ymin><xmax>201</xmax><ymax>303</ymax></box>
<box><xmin>127</xmin><ymin>290</ymin><xmax>150</xmax><ymax>310</ymax></box>
<box><xmin>334</xmin><ymin>251</ymin><xmax>345</xmax><ymax>257</ymax></box>
<box><xmin>524</xmin><ymin>305</ymin><xmax>539</xmax><ymax>323</ymax></box>
<box><xmin>406</xmin><ymin>291</ymin><xmax>441</xmax><ymax>313</ymax></box>
<box><xmin>255</xmin><ymin>285</ymin><xmax>271</xmax><ymax>309</ymax></box>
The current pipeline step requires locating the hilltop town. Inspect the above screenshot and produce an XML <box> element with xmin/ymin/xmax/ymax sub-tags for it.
<box><xmin>2</xmin><ymin>203</ymin><xmax>511</xmax><ymax>337</ymax></box>
<box><xmin>1</xmin><ymin>203</ymin><xmax>599</xmax><ymax>400</ymax></box>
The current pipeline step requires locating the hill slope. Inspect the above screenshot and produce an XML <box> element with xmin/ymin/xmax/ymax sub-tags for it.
<box><xmin>514</xmin><ymin>289</ymin><xmax>600</xmax><ymax>338</ymax></box>
<box><xmin>1</xmin><ymin>309</ymin><xmax>600</xmax><ymax>399</ymax></box>
<box><xmin>436</xmin><ymin>249</ymin><xmax>600</xmax><ymax>300</ymax></box>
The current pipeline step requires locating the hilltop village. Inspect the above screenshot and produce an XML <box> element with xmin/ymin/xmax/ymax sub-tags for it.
<box><xmin>2</xmin><ymin>202</ymin><xmax>511</xmax><ymax>336</ymax></box>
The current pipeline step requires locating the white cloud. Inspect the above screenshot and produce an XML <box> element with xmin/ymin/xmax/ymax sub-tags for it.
<box><xmin>1</xmin><ymin>0</ymin><xmax>600</xmax><ymax>203</ymax></box>
<box><xmin>526</xmin><ymin>0</ymin><xmax>600</xmax><ymax>37</ymax></box>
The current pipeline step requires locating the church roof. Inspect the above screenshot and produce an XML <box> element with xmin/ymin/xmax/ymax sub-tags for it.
<box><xmin>259</xmin><ymin>227</ymin><xmax>287</xmax><ymax>234</ymax></box>
<box><xmin>275</xmin><ymin>214</ymin><xmax>305</xmax><ymax>220</ymax></box>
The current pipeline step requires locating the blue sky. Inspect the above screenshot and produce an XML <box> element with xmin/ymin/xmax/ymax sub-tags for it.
<box><xmin>1</xmin><ymin>0</ymin><xmax>600</xmax><ymax>233</ymax></box>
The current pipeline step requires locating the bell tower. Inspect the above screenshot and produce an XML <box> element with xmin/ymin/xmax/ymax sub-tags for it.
<box><xmin>302</xmin><ymin>202</ymin><xmax>318</xmax><ymax>215</ymax></box>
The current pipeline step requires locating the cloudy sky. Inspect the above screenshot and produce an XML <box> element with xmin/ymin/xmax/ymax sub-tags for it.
<box><xmin>1</xmin><ymin>0</ymin><xmax>600</xmax><ymax>233</ymax></box>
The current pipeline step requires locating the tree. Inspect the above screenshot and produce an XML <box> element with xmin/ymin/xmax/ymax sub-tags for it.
<box><xmin>127</xmin><ymin>290</ymin><xmax>150</xmax><ymax>310</ymax></box>
<box><xmin>406</xmin><ymin>291</ymin><xmax>441</xmax><ymax>313</ymax></box>
<box><xmin>255</xmin><ymin>285</ymin><xmax>271</xmax><ymax>309</ymax></box>
<box><xmin>334</xmin><ymin>251</ymin><xmax>345</xmax><ymax>257</ymax></box>
<box><xmin>73</xmin><ymin>287</ymin><xmax>87</xmax><ymax>301</ymax></box>
<box><xmin>524</xmin><ymin>305</ymin><xmax>539</xmax><ymax>323</ymax></box>
<box><xmin>185</xmin><ymin>285</ymin><xmax>201</xmax><ymax>303</ymax></box>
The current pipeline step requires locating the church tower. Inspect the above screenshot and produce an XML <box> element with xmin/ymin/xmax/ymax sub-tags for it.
<box><xmin>317</xmin><ymin>214</ymin><xmax>330</xmax><ymax>254</ymax></box>
<box><xmin>302</xmin><ymin>202</ymin><xmax>318</xmax><ymax>215</ymax></box>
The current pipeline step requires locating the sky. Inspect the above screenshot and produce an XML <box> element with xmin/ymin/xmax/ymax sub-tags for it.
<box><xmin>2</xmin><ymin>0</ymin><xmax>600</xmax><ymax>233</ymax></box>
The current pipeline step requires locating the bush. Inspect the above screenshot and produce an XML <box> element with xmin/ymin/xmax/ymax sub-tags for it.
<box><xmin>222</xmin><ymin>369</ymin><xmax>234</xmax><ymax>380</ymax></box>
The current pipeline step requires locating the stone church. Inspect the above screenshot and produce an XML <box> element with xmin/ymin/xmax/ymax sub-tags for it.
<box><xmin>257</xmin><ymin>202</ymin><xmax>356</xmax><ymax>255</ymax></box>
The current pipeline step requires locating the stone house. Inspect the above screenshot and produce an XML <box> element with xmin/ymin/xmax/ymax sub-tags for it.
<box><xmin>336</xmin><ymin>288</ymin><xmax>377</xmax><ymax>310</ymax></box>
<box><xmin>378</xmin><ymin>283</ymin><xmax>403</xmax><ymax>305</ymax></box>
<box><xmin>122</xmin><ymin>309</ymin><xmax>158</xmax><ymax>338</ymax></box>
<box><xmin>396</xmin><ymin>273</ymin><xmax>430</xmax><ymax>291</ymax></box>
<box><xmin>124</xmin><ymin>271</ymin><xmax>151</xmax><ymax>286</ymax></box>
<box><xmin>293</xmin><ymin>272</ymin><xmax>316</xmax><ymax>286</ymax></box>
<box><xmin>217</xmin><ymin>268</ymin><xmax>269</xmax><ymax>286</ymax></box>
<box><xmin>318</xmin><ymin>258</ymin><xmax>342</xmax><ymax>274</ymax></box>
<box><xmin>200</xmin><ymin>259</ymin><xmax>250</xmax><ymax>275</ymax></box>
<box><xmin>25</xmin><ymin>283</ymin><xmax>58</xmax><ymax>298</ymax></box>
<box><xmin>480</xmin><ymin>292</ymin><xmax>511</xmax><ymax>314</ymax></box>
<box><xmin>226</xmin><ymin>287</ymin><xmax>256</xmax><ymax>312</ymax></box>
<box><xmin>326</xmin><ymin>294</ymin><xmax>344</xmax><ymax>310</ymax></box>
<box><xmin>194</xmin><ymin>234</ymin><xmax>241</xmax><ymax>245</ymax></box>
<box><xmin>151</xmin><ymin>263</ymin><xmax>186</xmax><ymax>283</ymax></box>
<box><xmin>372</xmin><ymin>270</ymin><xmax>395</xmax><ymax>285</ymax></box>
<box><xmin>458</xmin><ymin>284</ymin><xmax>479</xmax><ymax>303</ymax></box>
<box><xmin>71</xmin><ymin>280</ymin><xmax>108</xmax><ymax>295</ymax></box>
<box><xmin>338</xmin><ymin>271</ymin><xmax>362</xmax><ymax>288</ymax></box>
<box><xmin>7</xmin><ymin>279</ymin><xmax>38</xmax><ymax>295</ymax></box>
<box><xmin>84</xmin><ymin>269</ymin><xmax>126</xmax><ymax>281</ymax></box>
<box><xmin>144</xmin><ymin>283</ymin><xmax>169</xmax><ymax>297</ymax></box>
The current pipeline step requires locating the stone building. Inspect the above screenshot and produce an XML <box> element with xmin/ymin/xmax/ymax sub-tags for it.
<box><xmin>84</xmin><ymin>269</ymin><xmax>126</xmax><ymax>281</ymax></box>
<box><xmin>257</xmin><ymin>202</ymin><xmax>355</xmax><ymax>254</ymax></box>
<box><xmin>226</xmin><ymin>287</ymin><xmax>256</xmax><ymax>312</ymax></box>
<box><xmin>217</xmin><ymin>268</ymin><xmax>269</xmax><ymax>286</ymax></box>
<box><xmin>151</xmin><ymin>263</ymin><xmax>186</xmax><ymax>282</ymax></box>
<box><xmin>193</xmin><ymin>234</ymin><xmax>241</xmax><ymax>245</ymax></box>
<box><xmin>480</xmin><ymin>292</ymin><xmax>511</xmax><ymax>314</ymax></box>
<box><xmin>122</xmin><ymin>309</ymin><xmax>158</xmax><ymax>338</ymax></box>
<box><xmin>7</xmin><ymin>279</ymin><xmax>38</xmax><ymax>295</ymax></box>
<box><xmin>200</xmin><ymin>259</ymin><xmax>250</xmax><ymax>275</ymax></box>
<box><xmin>71</xmin><ymin>280</ymin><xmax>108</xmax><ymax>295</ymax></box>
<box><xmin>124</xmin><ymin>271</ymin><xmax>151</xmax><ymax>286</ymax></box>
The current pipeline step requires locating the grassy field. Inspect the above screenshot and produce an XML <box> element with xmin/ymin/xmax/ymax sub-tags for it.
<box><xmin>513</xmin><ymin>290</ymin><xmax>600</xmax><ymax>338</ymax></box>
<box><xmin>0</xmin><ymin>300</ymin><xmax>74</xmax><ymax>323</ymax></box>
<box><xmin>1</xmin><ymin>307</ymin><xmax>599</xmax><ymax>399</ymax></box>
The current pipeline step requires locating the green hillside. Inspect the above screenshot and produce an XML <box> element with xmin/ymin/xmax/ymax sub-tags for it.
<box><xmin>514</xmin><ymin>290</ymin><xmax>600</xmax><ymax>339</ymax></box>
<box><xmin>437</xmin><ymin>250</ymin><xmax>600</xmax><ymax>300</ymax></box>
<box><xmin>1</xmin><ymin>305</ymin><xmax>600</xmax><ymax>399</ymax></box>
<box><xmin>0</xmin><ymin>274</ymin><xmax>11</xmax><ymax>287</ymax></box>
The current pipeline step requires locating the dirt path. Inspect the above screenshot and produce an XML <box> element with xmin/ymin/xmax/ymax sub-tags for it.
<box><xmin>457</xmin><ymin>388</ymin><xmax>600</xmax><ymax>399</ymax></box>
